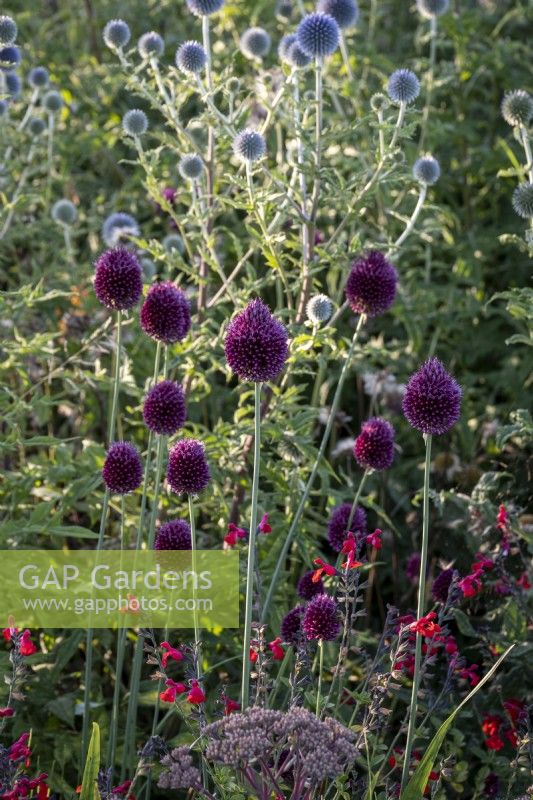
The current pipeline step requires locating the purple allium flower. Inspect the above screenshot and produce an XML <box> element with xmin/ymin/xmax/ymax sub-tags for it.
<box><xmin>316</xmin><ymin>0</ymin><xmax>359</xmax><ymax>29</ymax></box>
<box><xmin>224</xmin><ymin>298</ymin><xmax>288</xmax><ymax>383</ymax></box>
<box><xmin>297</xmin><ymin>570</ymin><xmax>324</xmax><ymax>600</ymax></box>
<box><xmin>432</xmin><ymin>568</ymin><xmax>454</xmax><ymax>603</ymax></box>
<box><xmin>354</xmin><ymin>417</ymin><xmax>395</xmax><ymax>471</ymax></box>
<box><xmin>281</xmin><ymin>605</ymin><xmax>305</xmax><ymax>644</ymax></box>
<box><xmin>102</xmin><ymin>442</ymin><xmax>143</xmax><ymax>494</ymax></box>
<box><xmin>143</xmin><ymin>380</ymin><xmax>187</xmax><ymax>435</ymax></box>
<box><xmin>345</xmin><ymin>251</ymin><xmax>398</xmax><ymax>318</ymax></box>
<box><xmin>402</xmin><ymin>358</ymin><xmax>462</xmax><ymax>435</ymax></box>
<box><xmin>155</xmin><ymin>519</ymin><xmax>192</xmax><ymax>550</ymax></box>
<box><xmin>406</xmin><ymin>551</ymin><xmax>421</xmax><ymax>581</ymax></box>
<box><xmin>167</xmin><ymin>439</ymin><xmax>211</xmax><ymax>494</ymax></box>
<box><xmin>93</xmin><ymin>247</ymin><xmax>143</xmax><ymax>310</ymax></box>
<box><xmin>140</xmin><ymin>282</ymin><xmax>191</xmax><ymax>344</ymax></box>
<box><xmin>303</xmin><ymin>594</ymin><xmax>341</xmax><ymax>641</ymax></box>
<box><xmin>327</xmin><ymin>502</ymin><xmax>367</xmax><ymax>552</ymax></box>
<box><xmin>186</xmin><ymin>0</ymin><xmax>225</xmax><ymax>16</ymax></box>
<box><xmin>296</xmin><ymin>13</ymin><xmax>340</xmax><ymax>59</ymax></box>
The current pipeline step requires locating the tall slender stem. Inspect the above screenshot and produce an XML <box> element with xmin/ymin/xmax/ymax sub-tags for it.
<box><xmin>392</xmin><ymin>184</ymin><xmax>428</xmax><ymax>250</ymax></box>
<box><xmin>200</xmin><ymin>13</ymin><xmax>214</xmax><ymax>318</ymax></box>
<box><xmin>316</xmin><ymin>639</ymin><xmax>324</xmax><ymax>716</ymax></box>
<box><xmin>390</xmin><ymin>101</ymin><xmax>406</xmax><ymax>149</ymax></box>
<box><xmin>47</xmin><ymin>112</ymin><xmax>55</xmax><ymax>201</ymax></box>
<box><xmin>520</xmin><ymin>125</ymin><xmax>533</xmax><ymax>183</ymax></box>
<box><xmin>108</xmin><ymin>311</ymin><xmax>122</xmax><ymax>443</ymax></box>
<box><xmin>188</xmin><ymin>495</ymin><xmax>202</xmax><ymax>680</ymax></box>
<box><xmin>419</xmin><ymin>16</ymin><xmax>437</xmax><ymax>152</ymax></box>
<box><xmin>339</xmin><ymin>34</ymin><xmax>354</xmax><ymax>81</ymax></box>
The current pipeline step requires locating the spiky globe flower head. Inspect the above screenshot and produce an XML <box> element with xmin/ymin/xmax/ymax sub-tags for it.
<box><xmin>370</xmin><ymin>92</ymin><xmax>390</xmax><ymax>113</ymax></box>
<box><xmin>225</xmin><ymin>298</ymin><xmax>288</xmax><ymax>383</ymax></box>
<box><xmin>28</xmin><ymin>116</ymin><xmax>45</xmax><ymax>136</ymax></box>
<box><xmin>227</xmin><ymin>77</ymin><xmax>240</xmax><ymax>94</ymax></box>
<box><xmin>276</xmin><ymin>0</ymin><xmax>294</xmax><ymax>20</ymax></box>
<box><xmin>0</xmin><ymin>16</ymin><xmax>17</xmax><ymax>46</ymax></box>
<box><xmin>402</xmin><ymin>358</ymin><xmax>462</xmax><ymax>435</ymax></box>
<box><xmin>232</xmin><ymin>129</ymin><xmax>266</xmax><ymax>163</ymax></box>
<box><xmin>186</xmin><ymin>0</ymin><xmax>225</xmax><ymax>16</ymax></box>
<box><xmin>28</xmin><ymin>66</ymin><xmax>49</xmax><ymax>89</ymax></box>
<box><xmin>306</xmin><ymin>294</ymin><xmax>333</xmax><ymax>325</ymax></box>
<box><xmin>179</xmin><ymin>153</ymin><xmax>204</xmax><ymax>180</ymax></box>
<box><xmin>512</xmin><ymin>182</ymin><xmax>533</xmax><ymax>219</ymax></box>
<box><xmin>103</xmin><ymin>19</ymin><xmax>131</xmax><ymax>50</ymax></box>
<box><xmin>303</xmin><ymin>594</ymin><xmax>341</xmax><ymax>641</ymax></box>
<box><xmin>327</xmin><ymin>502</ymin><xmax>367</xmax><ymax>552</ymax></box>
<box><xmin>155</xmin><ymin>519</ymin><xmax>192</xmax><ymax>550</ymax></box>
<box><xmin>316</xmin><ymin>0</ymin><xmax>359</xmax><ymax>29</ymax></box>
<box><xmin>296</xmin><ymin>13</ymin><xmax>340</xmax><ymax>59</ymax></box>
<box><xmin>501</xmin><ymin>90</ymin><xmax>533</xmax><ymax>127</ymax></box>
<box><xmin>354</xmin><ymin>417</ymin><xmax>395</xmax><ymax>471</ymax></box>
<box><xmin>432</xmin><ymin>568</ymin><xmax>454</xmax><ymax>603</ymax></box>
<box><xmin>143</xmin><ymin>380</ymin><xmax>187</xmax><ymax>435</ymax></box>
<box><xmin>122</xmin><ymin>109</ymin><xmax>148</xmax><ymax>137</ymax></box>
<box><xmin>138</xmin><ymin>31</ymin><xmax>165</xmax><ymax>59</ymax></box>
<box><xmin>281</xmin><ymin>605</ymin><xmax>305</xmax><ymax>644</ymax></box>
<box><xmin>52</xmin><ymin>199</ymin><xmax>77</xmax><ymax>226</ymax></box>
<box><xmin>387</xmin><ymin>69</ymin><xmax>420</xmax><ymax>105</ymax></box>
<box><xmin>297</xmin><ymin>570</ymin><xmax>324</xmax><ymax>600</ymax></box>
<box><xmin>140</xmin><ymin>282</ymin><xmax>191</xmax><ymax>344</ymax></box>
<box><xmin>0</xmin><ymin>45</ymin><xmax>20</xmax><ymax>69</ymax></box>
<box><xmin>345</xmin><ymin>250</ymin><xmax>398</xmax><ymax>318</ymax></box>
<box><xmin>286</xmin><ymin>40</ymin><xmax>312</xmax><ymax>68</ymax></box>
<box><xmin>416</xmin><ymin>0</ymin><xmax>449</xmax><ymax>17</ymax></box>
<box><xmin>94</xmin><ymin>248</ymin><xmax>143</xmax><ymax>310</ymax></box>
<box><xmin>413</xmin><ymin>155</ymin><xmax>440</xmax><ymax>185</ymax></box>
<box><xmin>176</xmin><ymin>41</ymin><xmax>207</xmax><ymax>74</ymax></box>
<box><xmin>278</xmin><ymin>33</ymin><xmax>297</xmax><ymax>62</ymax></box>
<box><xmin>167</xmin><ymin>439</ymin><xmax>211</xmax><ymax>495</ymax></box>
<box><xmin>102</xmin><ymin>212</ymin><xmax>140</xmax><ymax>247</ymax></box>
<box><xmin>5</xmin><ymin>71</ymin><xmax>20</xmax><ymax>98</ymax></box>
<box><xmin>43</xmin><ymin>90</ymin><xmax>63</xmax><ymax>113</ymax></box>
<box><xmin>163</xmin><ymin>234</ymin><xmax>185</xmax><ymax>255</ymax></box>
<box><xmin>102</xmin><ymin>442</ymin><xmax>143</xmax><ymax>494</ymax></box>
<box><xmin>240</xmin><ymin>27</ymin><xmax>271</xmax><ymax>59</ymax></box>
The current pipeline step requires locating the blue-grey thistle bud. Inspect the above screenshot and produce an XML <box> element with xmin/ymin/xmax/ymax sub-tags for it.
<box><xmin>316</xmin><ymin>0</ymin><xmax>359</xmax><ymax>29</ymax></box>
<box><xmin>5</xmin><ymin>71</ymin><xmax>21</xmax><ymax>98</ymax></box>
<box><xmin>52</xmin><ymin>199</ymin><xmax>77</xmax><ymax>226</ymax></box>
<box><xmin>43</xmin><ymin>90</ymin><xmax>63</xmax><ymax>113</ymax></box>
<box><xmin>240</xmin><ymin>27</ymin><xmax>271</xmax><ymax>59</ymax></box>
<box><xmin>387</xmin><ymin>69</ymin><xmax>420</xmax><ymax>105</ymax></box>
<box><xmin>163</xmin><ymin>233</ymin><xmax>185</xmax><ymax>254</ymax></box>
<box><xmin>186</xmin><ymin>0</ymin><xmax>225</xmax><ymax>17</ymax></box>
<box><xmin>102</xmin><ymin>211</ymin><xmax>140</xmax><ymax>247</ymax></box>
<box><xmin>416</xmin><ymin>0</ymin><xmax>449</xmax><ymax>17</ymax></box>
<box><xmin>138</xmin><ymin>31</ymin><xmax>165</xmax><ymax>59</ymax></box>
<box><xmin>28</xmin><ymin>116</ymin><xmax>45</xmax><ymax>136</ymax></box>
<box><xmin>103</xmin><ymin>19</ymin><xmax>131</xmax><ymax>50</ymax></box>
<box><xmin>413</xmin><ymin>155</ymin><xmax>440</xmax><ymax>185</ymax></box>
<box><xmin>232</xmin><ymin>128</ymin><xmax>266</xmax><ymax>163</ymax></box>
<box><xmin>306</xmin><ymin>294</ymin><xmax>333</xmax><ymax>324</ymax></box>
<box><xmin>296</xmin><ymin>12</ymin><xmax>340</xmax><ymax>59</ymax></box>
<box><xmin>179</xmin><ymin>153</ymin><xmax>204</xmax><ymax>180</ymax></box>
<box><xmin>512</xmin><ymin>182</ymin><xmax>533</xmax><ymax>219</ymax></box>
<box><xmin>0</xmin><ymin>16</ymin><xmax>17</xmax><ymax>46</ymax></box>
<box><xmin>286</xmin><ymin>41</ymin><xmax>312</xmax><ymax>68</ymax></box>
<box><xmin>28</xmin><ymin>66</ymin><xmax>49</xmax><ymax>89</ymax></box>
<box><xmin>176</xmin><ymin>41</ymin><xmax>207</xmax><ymax>74</ymax></box>
<box><xmin>370</xmin><ymin>92</ymin><xmax>390</xmax><ymax>113</ymax></box>
<box><xmin>501</xmin><ymin>90</ymin><xmax>533</xmax><ymax>127</ymax></box>
<box><xmin>0</xmin><ymin>45</ymin><xmax>20</xmax><ymax>69</ymax></box>
<box><xmin>122</xmin><ymin>108</ymin><xmax>148</xmax><ymax>136</ymax></box>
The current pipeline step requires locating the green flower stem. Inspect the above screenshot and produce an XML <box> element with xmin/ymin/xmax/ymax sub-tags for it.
<box><xmin>108</xmin><ymin>311</ymin><xmax>122</xmax><ymax>443</ymax></box>
<box><xmin>188</xmin><ymin>494</ymin><xmax>202</xmax><ymax>680</ymax></box>
<box><xmin>419</xmin><ymin>16</ymin><xmax>437</xmax><ymax>152</ymax></box>
<box><xmin>262</xmin><ymin>314</ymin><xmax>366</xmax><ymax>622</ymax></box>
<box><xmin>46</xmin><ymin>112</ymin><xmax>55</xmax><ymax>200</ymax></box>
<box><xmin>325</xmin><ymin>159</ymin><xmax>387</xmax><ymax>249</ymax></box>
<box><xmin>241</xmin><ymin>381</ymin><xmax>262</xmax><ymax>710</ymax></box>
<box><xmin>339</xmin><ymin>33</ymin><xmax>354</xmax><ymax>81</ymax></box>
<box><xmin>200</xmin><ymin>13</ymin><xmax>215</xmax><ymax>318</ymax></box>
<box><xmin>400</xmin><ymin>433</ymin><xmax>433</xmax><ymax>795</ymax></box>
<box><xmin>0</xmin><ymin>143</ymin><xmax>37</xmax><ymax>241</ymax></box>
<box><xmin>146</xmin><ymin>346</ymin><xmax>169</xmax><ymax>550</ymax></box>
<box><xmin>390</xmin><ymin>101</ymin><xmax>407</xmax><ymax>149</ymax></box>
<box><xmin>108</xmin><ymin>499</ymin><xmax>127</xmax><ymax>778</ymax></box>
<box><xmin>520</xmin><ymin>125</ymin><xmax>533</xmax><ymax>183</ymax></box>
<box><xmin>377</xmin><ymin>109</ymin><xmax>386</xmax><ymax>158</ymax></box>
<box><xmin>392</xmin><ymin>184</ymin><xmax>428</xmax><ymax>250</ymax></box>
<box><xmin>62</xmin><ymin>224</ymin><xmax>73</xmax><ymax>262</ymax></box>
<box><xmin>316</xmin><ymin>639</ymin><xmax>324</xmax><ymax>716</ymax></box>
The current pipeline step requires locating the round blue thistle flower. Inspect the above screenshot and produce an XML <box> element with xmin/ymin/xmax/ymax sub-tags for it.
<box><xmin>102</xmin><ymin>212</ymin><xmax>140</xmax><ymax>247</ymax></box>
<box><xmin>416</xmin><ymin>0</ymin><xmax>449</xmax><ymax>18</ymax></box>
<box><xmin>345</xmin><ymin>250</ymin><xmax>398</xmax><ymax>318</ymax></box>
<box><xmin>278</xmin><ymin>33</ymin><xmax>297</xmax><ymax>62</ymax></box>
<box><xmin>28</xmin><ymin>116</ymin><xmax>45</xmax><ymax>136</ymax></box>
<box><xmin>501</xmin><ymin>90</ymin><xmax>533</xmax><ymax>127</ymax></box>
<box><xmin>94</xmin><ymin>247</ymin><xmax>143</xmax><ymax>310</ymax></box>
<box><xmin>185</xmin><ymin>0</ymin><xmax>225</xmax><ymax>17</ymax></box>
<box><xmin>297</xmin><ymin>570</ymin><xmax>324</xmax><ymax>600</ymax></box>
<box><xmin>43</xmin><ymin>90</ymin><xmax>63</xmax><ymax>113</ymax></box>
<box><xmin>240</xmin><ymin>27</ymin><xmax>271</xmax><ymax>59</ymax></box>
<box><xmin>103</xmin><ymin>19</ymin><xmax>131</xmax><ymax>50</ymax></box>
<box><xmin>141</xmin><ymin>258</ymin><xmax>156</xmax><ymax>280</ymax></box>
<box><xmin>432</xmin><ymin>568</ymin><xmax>454</xmax><ymax>603</ymax></box>
<box><xmin>296</xmin><ymin>13</ymin><xmax>340</xmax><ymax>59</ymax></box>
<box><xmin>370</xmin><ymin>92</ymin><xmax>390</xmax><ymax>113</ymax></box>
<box><xmin>354</xmin><ymin>417</ymin><xmax>395</xmax><ymax>471</ymax></box>
<box><xmin>327</xmin><ymin>502</ymin><xmax>366</xmax><ymax>552</ymax></box>
<box><xmin>179</xmin><ymin>153</ymin><xmax>204</xmax><ymax>180</ymax></box>
<box><xmin>140</xmin><ymin>282</ymin><xmax>191</xmax><ymax>344</ymax></box>
<box><xmin>0</xmin><ymin>45</ymin><xmax>21</xmax><ymax>70</ymax></box>
<box><xmin>52</xmin><ymin>199</ymin><xmax>77</xmax><ymax>226</ymax></box>
<box><xmin>303</xmin><ymin>594</ymin><xmax>341</xmax><ymax>641</ymax></box>
<box><xmin>143</xmin><ymin>380</ymin><xmax>187</xmax><ymax>435</ymax></box>
<box><xmin>387</xmin><ymin>69</ymin><xmax>420</xmax><ymax>105</ymax></box>
<box><xmin>28</xmin><ymin>66</ymin><xmax>49</xmax><ymax>89</ymax></box>
<box><xmin>280</xmin><ymin>605</ymin><xmax>305</xmax><ymax>644</ymax></box>
<box><xmin>176</xmin><ymin>41</ymin><xmax>207</xmax><ymax>74</ymax></box>
<box><xmin>0</xmin><ymin>100</ymin><xmax>8</xmax><ymax>117</ymax></box>
<box><xmin>5</xmin><ymin>71</ymin><xmax>21</xmax><ymax>98</ymax></box>
<box><xmin>512</xmin><ymin>182</ymin><xmax>533</xmax><ymax>219</ymax></box>
<box><xmin>122</xmin><ymin>108</ymin><xmax>148</xmax><ymax>136</ymax></box>
<box><xmin>286</xmin><ymin>41</ymin><xmax>312</xmax><ymax>68</ymax></box>
<box><xmin>276</xmin><ymin>0</ymin><xmax>294</xmax><ymax>20</ymax></box>
<box><xmin>102</xmin><ymin>442</ymin><xmax>143</xmax><ymax>494</ymax></box>
<box><xmin>224</xmin><ymin>298</ymin><xmax>288</xmax><ymax>383</ymax></box>
<box><xmin>316</xmin><ymin>0</ymin><xmax>359</xmax><ymax>29</ymax></box>
<box><xmin>402</xmin><ymin>357</ymin><xmax>462</xmax><ymax>435</ymax></box>
<box><xmin>306</xmin><ymin>294</ymin><xmax>333</xmax><ymax>325</ymax></box>
<box><xmin>232</xmin><ymin>129</ymin><xmax>266</xmax><ymax>163</ymax></box>
<box><xmin>138</xmin><ymin>31</ymin><xmax>165</xmax><ymax>59</ymax></box>
<box><xmin>163</xmin><ymin>233</ymin><xmax>185</xmax><ymax>254</ymax></box>
<box><xmin>0</xmin><ymin>16</ymin><xmax>17</xmax><ymax>47</ymax></box>
<box><xmin>155</xmin><ymin>519</ymin><xmax>192</xmax><ymax>550</ymax></box>
<box><xmin>167</xmin><ymin>439</ymin><xmax>211</xmax><ymax>495</ymax></box>
<box><xmin>413</xmin><ymin>155</ymin><xmax>440</xmax><ymax>185</ymax></box>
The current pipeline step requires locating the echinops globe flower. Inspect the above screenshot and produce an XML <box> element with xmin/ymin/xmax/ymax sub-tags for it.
<box><xmin>102</xmin><ymin>442</ymin><xmax>143</xmax><ymax>494</ymax></box>
<box><xmin>512</xmin><ymin>182</ymin><xmax>533</xmax><ymax>219</ymax></box>
<box><xmin>413</xmin><ymin>155</ymin><xmax>441</xmax><ymax>185</ymax></box>
<box><xmin>354</xmin><ymin>417</ymin><xmax>395</xmax><ymax>471</ymax></box>
<box><xmin>240</xmin><ymin>27</ymin><xmax>271</xmax><ymax>59</ymax></box>
<box><xmin>28</xmin><ymin>66</ymin><xmax>49</xmax><ymax>89</ymax></box>
<box><xmin>501</xmin><ymin>90</ymin><xmax>533</xmax><ymax>127</ymax></box>
<box><xmin>402</xmin><ymin>358</ymin><xmax>462</xmax><ymax>435</ymax></box>
<box><xmin>387</xmin><ymin>69</ymin><xmax>420</xmax><ymax>105</ymax></box>
<box><xmin>186</xmin><ymin>0</ymin><xmax>225</xmax><ymax>16</ymax></box>
<box><xmin>94</xmin><ymin>248</ymin><xmax>143</xmax><ymax>310</ymax></box>
<box><xmin>167</xmin><ymin>439</ymin><xmax>211</xmax><ymax>494</ymax></box>
<box><xmin>306</xmin><ymin>294</ymin><xmax>333</xmax><ymax>325</ymax></box>
<box><xmin>316</xmin><ymin>0</ymin><xmax>359</xmax><ymax>29</ymax></box>
<box><xmin>224</xmin><ymin>298</ymin><xmax>288</xmax><ymax>382</ymax></box>
<box><xmin>155</xmin><ymin>519</ymin><xmax>192</xmax><ymax>550</ymax></box>
<box><xmin>179</xmin><ymin>153</ymin><xmax>204</xmax><ymax>180</ymax></box>
<box><xmin>370</xmin><ymin>92</ymin><xmax>390</xmax><ymax>113</ymax></box>
<box><xmin>102</xmin><ymin>212</ymin><xmax>140</xmax><ymax>247</ymax></box>
<box><xmin>28</xmin><ymin>116</ymin><xmax>45</xmax><ymax>136</ymax></box>
<box><xmin>103</xmin><ymin>19</ymin><xmax>131</xmax><ymax>50</ymax></box>
<box><xmin>51</xmin><ymin>199</ymin><xmax>77</xmax><ymax>226</ymax></box>
<box><xmin>280</xmin><ymin>605</ymin><xmax>305</xmax><ymax>644</ymax></box>
<box><xmin>140</xmin><ymin>282</ymin><xmax>191</xmax><ymax>344</ymax></box>
<box><xmin>327</xmin><ymin>502</ymin><xmax>367</xmax><ymax>552</ymax></box>
<box><xmin>0</xmin><ymin>16</ymin><xmax>17</xmax><ymax>47</ymax></box>
<box><xmin>345</xmin><ymin>251</ymin><xmax>398</xmax><ymax>317</ymax></box>
<box><xmin>138</xmin><ymin>31</ymin><xmax>164</xmax><ymax>59</ymax></box>
<box><xmin>232</xmin><ymin>129</ymin><xmax>266</xmax><ymax>163</ymax></box>
<box><xmin>278</xmin><ymin>33</ymin><xmax>297</xmax><ymax>62</ymax></box>
<box><xmin>0</xmin><ymin>45</ymin><xmax>21</xmax><ymax>69</ymax></box>
<box><xmin>5</xmin><ymin>72</ymin><xmax>21</xmax><ymax>98</ymax></box>
<box><xmin>176</xmin><ymin>41</ymin><xmax>207</xmax><ymax>74</ymax></box>
<box><xmin>297</xmin><ymin>570</ymin><xmax>325</xmax><ymax>600</ymax></box>
<box><xmin>416</xmin><ymin>0</ymin><xmax>449</xmax><ymax>18</ymax></box>
<box><xmin>143</xmin><ymin>380</ymin><xmax>187</xmax><ymax>435</ymax></box>
<box><xmin>296</xmin><ymin>13</ymin><xmax>340</xmax><ymax>59</ymax></box>
<box><xmin>43</xmin><ymin>90</ymin><xmax>63</xmax><ymax>113</ymax></box>
<box><xmin>122</xmin><ymin>109</ymin><xmax>148</xmax><ymax>136</ymax></box>
<box><xmin>163</xmin><ymin>234</ymin><xmax>185</xmax><ymax>254</ymax></box>
<box><xmin>303</xmin><ymin>594</ymin><xmax>341</xmax><ymax>641</ymax></box>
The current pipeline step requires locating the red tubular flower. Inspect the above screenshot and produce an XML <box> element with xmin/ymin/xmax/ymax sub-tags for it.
<box><xmin>471</xmin><ymin>554</ymin><xmax>494</xmax><ymax>573</ymax></box>
<box><xmin>2</xmin><ymin>627</ymin><xmax>17</xmax><ymax>642</ymax></box>
<box><xmin>482</xmin><ymin>715</ymin><xmax>502</xmax><ymax>738</ymax></box>
<box><xmin>458</xmin><ymin>573</ymin><xmax>482</xmax><ymax>598</ymax></box>
<box><xmin>485</xmin><ymin>734</ymin><xmax>505</xmax><ymax>751</ymax></box>
<box><xmin>505</xmin><ymin>728</ymin><xmax>518</xmax><ymax>748</ymax></box>
<box><xmin>268</xmin><ymin>637</ymin><xmax>285</xmax><ymax>661</ymax></box>
<box><xmin>187</xmin><ymin>680</ymin><xmax>206</xmax><ymax>704</ymax></box>
<box><xmin>0</xmin><ymin>707</ymin><xmax>14</xmax><ymax>717</ymax></box>
<box><xmin>312</xmin><ymin>558</ymin><xmax>337</xmax><ymax>582</ymax></box>
<box><xmin>341</xmin><ymin>551</ymin><xmax>364</xmax><ymax>570</ymax></box>
<box><xmin>366</xmin><ymin>528</ymin><xmax>383</xmax><ymax>550</ymax></box>
<box><xmin>258</xmin><ymin>513</ymin><xmax>272</xmax><ymax>533</ymax></box>
<box><xmin>160</xmin><ymin>641</ymin><xmax>183</xmax><ymax>668</ymax></box>
<box><xmin>249</xmin><ymin>646</ymin><xmax>258</xmax><ymax>663</ymax></box>
<box><xmin>517</xmin><ymin>572</ymin><xmax>532</xmax><ymax>590</ymax></box>
<box><xmin>224</xmin><ymin>522</ymin><xmax>247</xmax><ymax>547</ymax></box>
<box><xmin>410</xmin><ymin>612</ymin><xmax>442</xmax><ymax>639</ymax></box>
<box><xmin>112</xmin><ymin>781</ymin><xmax>133</xmax><ymax>796</ymax></box>
<box><xmin>223</xmin><ymin>696</ymin><xmax>240</xmax><ymax>715</ymax></box>
<box><xmin>160</xmin><ymin>679</ymin><xmax>186</xmax><ymax>703</ymax></box>
<box><xmin>9</xmin><ymin>733</ymin><xmax>31</xmax><ymax>761</ymax></box>
<box><xmin>458</xmin><ymin>663</ymin><xmax>480</xmax><ymax>686</ymax></box>
<box><xmin>496</xmin><ymin>504</ymin><xmax>509</xmax><ymax>532</ymax></box>
<box><xmin>19</xmin><ymin>629</ymin><xmax>37</xmax><ymax>656</ymax></box>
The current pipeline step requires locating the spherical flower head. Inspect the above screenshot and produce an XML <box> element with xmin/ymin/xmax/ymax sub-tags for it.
<box><xmin>143</xmin><ymin>380</ymin><xmax>187</xmax><ymax>435</ymax></box>
<box><xmin>28</xmin><ymin>116</ymin><xmax>45</xmax><ymax>136</ymax></box>
<box><xmin>276</xmin><ymin>0</ymin><xmax>293</xmax><ymax>20</ymax></box>
<box><xmin>43</xmin><ymin>90</ymin><xmax>63</xmax><ymax>113</ymax></box>
<box><xmin>94</xmin><ymin>247</ymin><xmax>143</xmax><ymax>310</ymax></box>
<box><xmin>138</xmin><ymin>31</ymin><xmax>165</xmax><ymax>59</ymax></box>
<box><xmin>155</xmin><ymin>519</ymin><xmax>192</xmax><ymax>550</ymax></box>
<box><xmin>297</xmin><ymin>570</ymin><xmax>324</xmax><ymax>600</ymax></box>
<box><xmin>316</xmin><ymin>0</ymin><xmax>359</xmax><ymax>29</ymax></box>
<box><xmin>232</xmin><ymin>129</ymin><xmax>266</xmax><ymax>163</ymax></box>
<box><xmin>416</xmin><ymin>0</ymin><xmax>449</xmax><ymax>17</ymax></box>
<box><xmin>512</xmin><ymin>182</ymin><xmax>533</xmax><ymax>219</ymax></box>
<box><xmin>278</xmin><ymin>33</ymin><xmax>297</xmax><ymax>62</ymax></box>
<box><xmin>387</xmin><ymin>69</ymin><xmax>420</xmax><ymax>105</ymax></box>
<box><xmin>501</xmin><ymin>90</ymin><xmax>533</xmax><ymax>127</ymax></box>
<box><xmin>327</xmin><ymin>502</ymin><xmax>367</xmax><ymax>552</ymax></box>
<box><xmin>402</xmin><ymin>357</ymin><xmax>462</xmax><ymax>435</ymax></box>
<box><xmin>225</xmin><ymin>298</ymin><xmax>288</xmax><ymax>383</ymax></box>
<box><xmin>296</xmin><ymin>13</ymin><xmax>340</xmax><ymax>59</ymax></box>
<box><xmin>103</xmin><ymin>19</ymin><xmax>131</xmax><ymax>50</ymax></box>
<box><xmin>52</xmin><ymin>199</ymin><xmax>77</xmax><ymax>226</ymax></box>
<box><xmin>179</xmin><ymin>153</ymin><xmax>204</xmax><ymax>180</ymax></box>
<box><xmin>102</xmin><ymin>212</ymin><xmax>140</xmax><ymax>247</ymax></box>
<box><xmin>345</xmin><ymin>250</ymin><xmax>398</xmax><ymax>317</ymax></box>
<box><xmin>140</xmin><ymin>282</ymin><xmax>191</xmax><ymax>344</ymax></box>
<box><xmin>370</xmin><ymin>92</ymin><xmax>390</xmax><ymax>113</ymax></box>
<box><xmin>432</xmin><ymin>568</ymin><xmax>454</xmax><ymax>603</ymax></box>
<box><xmin>306</xmin><ymin>294</ymin><xmax>333</xmax><ymax>325</ymax></box>
<box><xmin>123</xmin><ymin>108</ymin><xmax>148</xmax><ymax>137</ymax></box>
<box><xmin>0</xmin><ymin>16</ymin><xmax>17</xmax><ymax>47</ymax></box>
<box><xmin>102</xmin><ymin>442</ymin><xmax>143</xmax><ymax>494</ymax></box>
<box><xmin>5</xmin><ymin>71</ymin><xmax>21</xmax><ymax>99</ymax></box>
<box><xmin>28</xmin><ymin>66</ymin><xmax>49</xmax><ymax>89</ymax></box>
<box><xmin>286</xmin><ymin>41</ymin><xmax>312</xmax><ymax>68</ymax></box>
<box><xmin>354</xmin><ymin>417</ymin><xmax>395</xmax><ymax>471</ymax></box>
<box><xmin>167</xmin><ymin>439</ymin><xmax>211</xmax><ymax>495</ymax></box>
<box><xmin>185</xmin><ymin>0</ymin><xmax>225</xmax><ymax>17</ymax></box>
<box><xmin>303</xmin><ymin>594</ymin><xmax>341</xmax><ymax>641</ymax></box>
<box><xmin>0</xmin><ymin>45</ymin><xmax>20</xmax><ymax>69</ymax></box>
<box><xmin>176</xmin><ymin>41</ymin><xmax>207</xmax><ymax>74</ymax></box>
<box><xmin>281</xmin><ymin>605</ymin><xmax>305</xmax><ymax>644</ymax></box>
<box><xmin>240</xmin><ymin>27</ymin><xmax>271</xmax><ymax>59</ymax></box>
<box><xmin>163</xmin><ymin>234</ymin><xmax>185</xmax><ymax>255</ymax></box>
<box><xmin>413</xmin><ymin>155</ymin><xmax>440</xmax><ymax>185</ymax></box>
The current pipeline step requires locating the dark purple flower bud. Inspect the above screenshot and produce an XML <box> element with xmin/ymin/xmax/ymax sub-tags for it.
<box><xmin>405</xmin><ymin>551</ymin><xmax>421</xmax><ymax>581</ymax></box>
<box><xmin>155</xmin><ymin>519</ymin><xmax>192</xmax><ymax>550</ymax></box>
<box><xmin>402</xmin><ymin>357</ymin><xmax>462</xmax><ymax>435</ymax></box>
<box><xmin>140</xmin><ymin>282</ymin><xmax>191</xmax><ymax>344</ymax></box>
<box><xmin>143</xmin><ymin>380</ymin><xmax>187</xmax><ymax>435</ymax></box>
<box><xmin>354</xmin><ymin>417</ymin><xmax>395</xmax><ymax>471</ymax></box>
<box><xmin>303</xmin><ymin>594</ymin><xmax>341</xmax><ymax>641</ymax></box>
<box><xmin>224</xmin><ymin>298</ymin><xmax>288</xmax><ymax>382</ymax></box>
<box><xmin>93</xmin><ymin>247</ymin><xmax>143</xmax><ymax>310</ymax></box>
<box><xmin>102</xmin><ymin>442</ymin><xmax>143</xmax><ymax>494</ymax></box>
<box><xmin>297</xmin><ymin>570</ymin><xmax>324</xmax><ymax>600</ymax></box>
<box><xmin>167</xmin><ymin>439</ymin><xmax>210</xmax><ymax>495</ymax></box>
<box><xmin>327</xmin><ymin>502</ymin><xmax>366</xmax><ymax>552</ymax></box>
<box><xmin>431</xmin><ymin>568</ymin><xmax>454</xmax><ymax>603</ymax></box>
<box><xmin>280</xmin><ymin>605</ymin><xmax>305</xmax><ymax>645</ymax></box>
<box><xmin>345</xmin><ymin>250</ymin><xmax>398</xmax><ymax>318</ymax></box>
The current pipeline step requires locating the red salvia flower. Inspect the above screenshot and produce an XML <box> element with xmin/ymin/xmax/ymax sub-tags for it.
<box><xmin>159</xmin><ymin>679</ymin><xmax>186</xmax><ymax>703</ymax></box>
<box><xmin>222</xmin><ymin>695</ymin><xmax>240</xmax><ymax>715</ymax></box>
<box><xmin>312</xmin><ymin>558</ymin><xmax>336</xmax><ymax>582</ymax></box>
<box><xmin>258</xmin><ymin>514</ymin><xmax>272</xmax><ymax>533</ymax></box>
<box><xmin>187</xmin><ymin>680</ymin><xmax>206</xmax><ymax>704</ymax></box>
<box><xmin>410</xmin><ymin>612</ymin><xmax>441</xmax><ymax>639</ymax></box>
<box><xmin>160</xmin><ymin>641</ymin><xmax>183</xmax><ymax>668</ymax></box>
<box><xmin>268</xmin><ymin>637</ymin><xmax>285</xmax><ymax>660</ymax></box>
<box><xmin>366</xmin><ymin>528</ymin><xmax>383</xmax><ymax>550</ymax></box>
<box><xmin>19</xmin><ymin>629</ymin><xmax>37</xmax><ymax>656</ymax></box>
<box><xmin>224</xmin><ymin>523</ymin><xmax>247</xmax><ymax>548</ymax></box>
